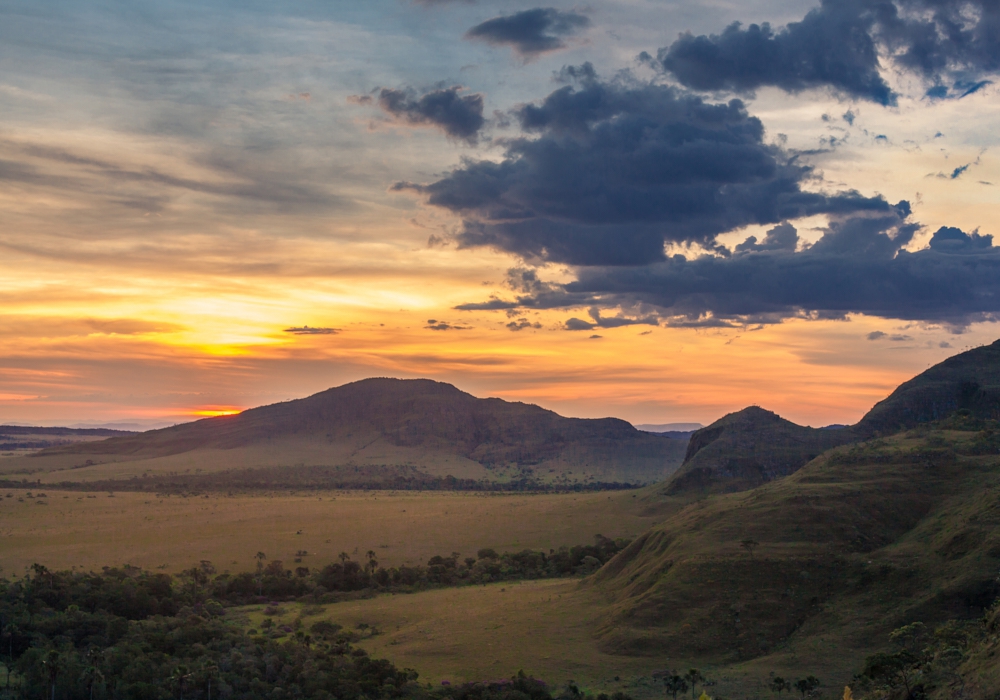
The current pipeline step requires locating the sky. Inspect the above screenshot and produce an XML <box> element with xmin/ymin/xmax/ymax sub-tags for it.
<box><xmin>1</xmin><ymin>0</ymin><xmax>999</xmax><ymax>428</ymax></box>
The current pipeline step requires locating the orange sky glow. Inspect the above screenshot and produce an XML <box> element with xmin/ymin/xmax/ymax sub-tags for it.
<box><xmin>2</xmin><ymin>1</ymin><xmax>998</xmax><ymax>430</ymax></box>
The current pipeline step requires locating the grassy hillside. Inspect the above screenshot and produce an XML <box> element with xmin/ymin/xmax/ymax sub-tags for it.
<box><xmin>662</xmin><ymin>407</ymin><xmax>856</xmax><ymax>496</ymax></box>
<box><xmin>2</xmin><ymin>378</ymin><xmax>687</xmax><ymax>487</ymax></box>
<box><xmin>858</xmin><ymin>339</ymin><xmax>1000</xmax><ymax>435</ymax></box>
<box><xmin>589</xmin><ymin>420</ymin><xmax>1000</xmax><ymax>680</ymax></box>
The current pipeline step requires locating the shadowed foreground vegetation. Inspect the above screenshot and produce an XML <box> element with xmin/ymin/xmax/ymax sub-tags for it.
<box><xmin>0</xmin><ymin>538</ymin><xmax>636</xmax><ymax>699</ymax></box>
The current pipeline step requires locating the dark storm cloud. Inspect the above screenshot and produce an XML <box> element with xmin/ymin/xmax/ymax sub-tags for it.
<box><xmin>480</xmin><ymin>218</ymin><xmax>1000</xmax><ymax>327</ymax></box>
<box><xmin>655</xmin><ymin>0</ymin><xmax>1000</xmax><ymax>103</ymax></box>
<box><xmin>465</xmin><ymin>8</ymin><xmax>590</xmax><ymax>57</ymax></box>
<box><xmin>657</xmin><ymin>0</ymin><xmax>895</xmax><ymax>105</ymax></box>
<box><xmin>369</xmin><ymin>87</ymin><xmax>485</xmax><ymax>143</ymax></box>
<box><xmin>398</xmin><ymin>74</ymin><xmax>895</xmax><ymax>266</ymax></box>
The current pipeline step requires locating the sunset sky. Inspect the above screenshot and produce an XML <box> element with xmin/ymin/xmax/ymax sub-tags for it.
<box><xmin>2</xmin><ymin>0</ymin><xmax>999</xmax><ymax>428</ymax></box>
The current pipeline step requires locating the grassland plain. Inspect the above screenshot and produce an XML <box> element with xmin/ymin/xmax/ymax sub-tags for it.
<box><xmin>234</xmin><ymin>582</ymin><xmax>775</xmax><ymax>699</ymax></box>
<box><xmin>0</xmin><ymin>489</ymin><xmax>657</xmax><ymax>575</ymax></box>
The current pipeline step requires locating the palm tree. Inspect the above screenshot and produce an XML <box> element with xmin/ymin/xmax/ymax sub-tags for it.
<box><xmin>684</xmin><ymin>669</ymin><xmax>705</xmax><ymax>699</ymax></box>
<box><xmin>80</xmin><ymin>665</ymin><xmax>105</xmax><ymax>700</ymax></box>
<box><xmin>199</xmin><ymin>662</ymin><xmax>219</xmax><ymax>700</ymax></box>
<box><xmin>664</xmin><ymin>674</ymin><xmax>688</xmax><ymax>700</ymax></box>
<box><xmin>255</xmin><ymin>552</ymin><xmax>267</xmax><ymax>595</ymax></box>
<box><xmin>170</xmin><ymin>664</ymin><xmax>192</xmax><ymax>700</ymax></box>
<box><xmin>41</xmin><ymin>650</ymin><xmax>60</xmax><ymax>700</ymax></box>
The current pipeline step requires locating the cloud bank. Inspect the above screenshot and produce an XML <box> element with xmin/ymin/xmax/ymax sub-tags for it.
<box><xmin>398</xmin><ymin>69</ymin><xmax>895</xmax><ymax>266</ymax></box>
<box><xmin>391</xmin><ymin>60</ymin><xmax>1000</xmax><ymax>327</ymax></box>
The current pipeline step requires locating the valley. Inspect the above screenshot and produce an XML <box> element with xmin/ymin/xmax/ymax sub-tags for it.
<box><xmin>4</xmin><ymin>343</ymin><xmax>1000</xmax><ymax>700</ymax></box>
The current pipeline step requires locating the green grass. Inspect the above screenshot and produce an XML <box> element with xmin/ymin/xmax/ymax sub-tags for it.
<box><xmin>590</xmin><ymin>428</ymin><xmax>1000</xmax><ymax>692</ymax></box>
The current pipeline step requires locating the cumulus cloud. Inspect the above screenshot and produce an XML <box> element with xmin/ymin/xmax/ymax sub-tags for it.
<box><xmin>362</xmin><ymin>86</ymin><xmax>485</xmax><ymax>143</ymax></box>
<box><xmin>398</xmin><ymin>71</ymin><xmax>895</xmax><ymax>266</ymax></box>
<box><xmin>654</xmin><ymin>0</ymin><xmax>1000</xmax><ymax>104</ymax></box>
<box><xmin>465</xmin><ymin>8</ymin><xmax>590</xmax><ymax>57</ymax></box>
<box><xmin>283</xmin><ymin>326</ymin><xmax>338</xmax><ymax>335</ymax></box>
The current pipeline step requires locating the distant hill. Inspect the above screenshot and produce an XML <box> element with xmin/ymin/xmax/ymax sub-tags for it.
<box><xmin>590</xmin><ymin>424</ymin><xmax>1000</xmax><ymax>682</ymax></box>
<box><xmin>2</xmin><ymin>378</ymin><xmax>688</xmax><ymax>488</ymax></box>
<box><xmin>662</xmin><ymin>407</ymin><xmax>856</xmax><ymax>495</ymax></box>
<box><xmin>0</xmin><ymin>425</ymin><xmax>134</xmax><ymax>455</ymax></box>
<box><xmin>856</xmin><ymin>339</ymin><xmax>1000</xmax><ymax>436</ymax></box>
<box><xmin>634</xmin><ymin>423</ymin><xmax>704</xmax><ymax>433</ymax></box>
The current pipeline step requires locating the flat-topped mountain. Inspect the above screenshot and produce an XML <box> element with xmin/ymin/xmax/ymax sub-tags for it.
<box><xmin>5</xmin><ymin>378</ymin><xmax>687</xmax><ymax>488</ymax></box>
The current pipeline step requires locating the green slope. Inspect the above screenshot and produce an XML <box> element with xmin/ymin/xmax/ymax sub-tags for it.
<box><xmin>857</xmin><ymin>339</ymin><xmax>1000</xmax><ymax>436</ymax></box>
<box><xmin>588</xmin><ymin>422</ymin><xmax>1000</xmax><ymax>690</ymax></box>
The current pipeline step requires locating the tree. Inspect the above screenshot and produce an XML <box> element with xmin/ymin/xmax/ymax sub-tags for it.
<box><xmin>255</xmin><ymin>552</ymin><xmax>267</xmax><ymax>595</ymax></box>
<box><xmin>740</xmin><ymin>539</ymin><xmax>759</xmax><ymax>561</ymax></box>
<box><xmin>80</xmin><ymin>664</ymin><xmax>105</xmax><ymax>700</ymax></box>
<box><xmin>170</xmin><ymin>664</ymin><xmax>192</xmax><ymax>700</ymax></box>
<box><xmin>41</xmin><ymin>650</ymin><xmax>60</xmax><ymax>700</ymax></box>
<box><xmin>684</xmin><ymin>669</ymin><xmax>705</xmax><ymax>699</ymax></box>
<box><xmin>664</xmin><ymin>674</ymin><xmax>688</xmax><ymax>700</ymax></box>
<box><xmin>794</xmin><ymin>676</ymin><xmax>821</xmax><ymax>698</ymax></box>
<box><xmin>889</xmin><ymin>622</ymin><xmax>927</xmax><ymax>652</ymax></box>
<box><xmin>769</xmin><ymin>677</ymin><xmax>791</xmax><ymax>696</ymax></box>
<box><xmin>366</xmin><ymin>551</ymin><xmax>379</xmax><ymax>575</ymax></box>
<box><xmin>860</xmin><ymin>650</ymin><xmax>920</xmax><ymax>698</ymax></box>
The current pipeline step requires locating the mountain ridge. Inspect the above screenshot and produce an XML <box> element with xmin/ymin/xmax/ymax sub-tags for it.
<box><xmin>7</xmin><ymin>378</ymin><xmax>688</xmax><ymax>487</ymax></box>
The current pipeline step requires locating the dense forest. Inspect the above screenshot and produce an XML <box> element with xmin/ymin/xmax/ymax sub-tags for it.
<box><xmin>0</xmin><ymin>538</ymin><xmax>632</xmax><ymax>699</ymax></box>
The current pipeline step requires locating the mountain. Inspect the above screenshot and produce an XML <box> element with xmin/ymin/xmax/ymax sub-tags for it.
<box><xmin>589</xmin><ymin>422</ymin><xmax>1000</xmax><ymax>688</ymax></box>
<box><xmin>1</xmin><ymin>378</ymin><xmax>688</xmax><ymax>488</ymax></box>
<box><xmin>856</xmin><ymin>339</ymin><xmax>1000</xmax><ymax>436</ymax></box>
<box><xmin>663</xmin><ymin>342</ymin><xmax>1000</xmax><ymax>496</ymax></box>
<box><xmin>661</xmin><ymin>407</ymin><xmax>856</xmax><ymax>495</ymax></box>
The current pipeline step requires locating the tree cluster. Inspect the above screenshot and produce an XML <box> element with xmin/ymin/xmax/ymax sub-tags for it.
<box><xmin>0</xmin><ymin>565</ymin><xmax>635</xmax><ymax>700</ymax></box>
<box><xmin>207</xmin><ymin>535</ymin><xmax>630</xmax><ymax>603</ymax></box>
